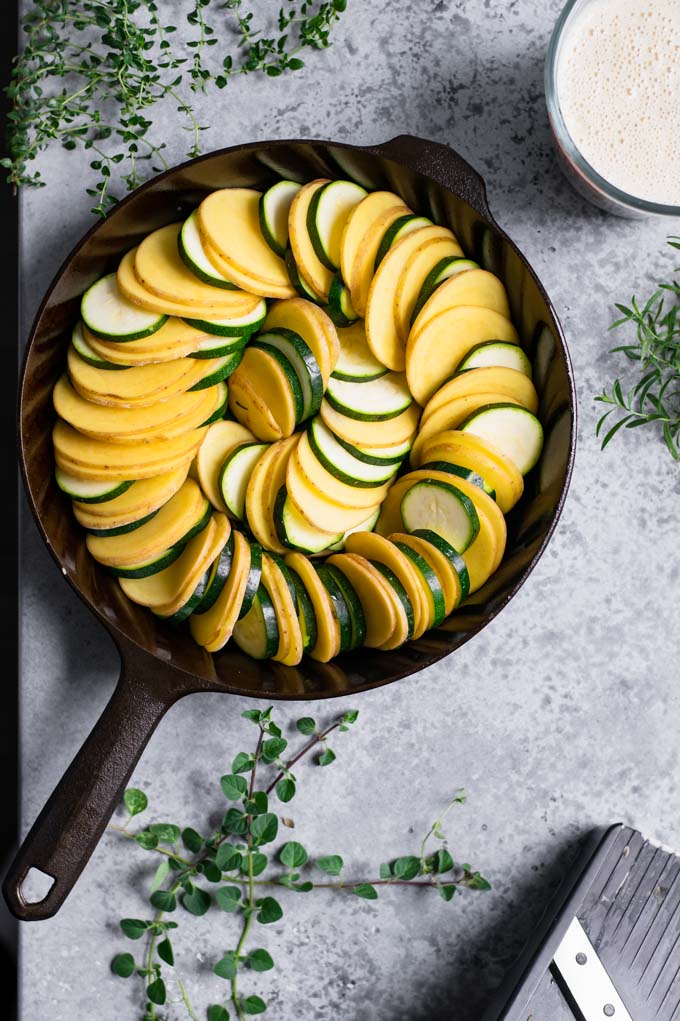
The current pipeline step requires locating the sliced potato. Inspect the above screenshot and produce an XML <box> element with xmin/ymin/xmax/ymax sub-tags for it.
<box><xmin>421</xmin><ymin>367</ymin><xmax>538</xmax><ymax>425</ymax></box>
<box><xmin>394</xmin><ymin>235</ymin><xmax>463</xmax><ymax>343</ymax></box>
<box><xmin>350</xmin><ymin>204</ymin><xmax>412</xmax><ymax>316</ymax></box>
<box><xmin>410</xmin><ymin>268</ymin><xmax>511</xmax><ymax>338</ymax></box>
<box><xmin>388</xmin><ymin>532</ymin><xmax>460</xmax><ymax>616</ymax></box>
<box><xmin>261</xmin><ymin>554</ymin><xmax>304</xmax><ymax>665</ymax></box>
<box><xmin>229</xmin><ymin>346</ymin><xmax>298</xmax><ymax>441</ymax></box>
<box><xmin>365</xmin><ymin>225</ymin><xmax>454</xmax><ymax>370</ymax></box>
<box><xmin>405</xmin><ymin>305</ymin><xmax>519</xmax><ymax>405</ymax></box>
<box><xmin>67</xmin><ymin>345</ymin><xmax>210</xmax><ymax>407</ymax></box>
<box><xmin>286</xmin><ymin>448</ymin><xmax>381</xmax><ymax>534</ymax></box>
<box><xmin>283</xmin><ymin>552</ymin><xmax>340</xmax><ymax>662</ymax></box>
<box><xmin>412</xmin><ymin>429</ymin><xmax>524</xmax><ymax>514</ymax></box>
<box><xmin>190</xmin><ymin>529</ymin><xmax>252</xmax><ymax>652</ymax></box>
<box><xmin>288</xmin><ymin>180</ymin><xmax>334</xmax><ymax>301</ymax></box>
<box><xmin>72</xmin><ymin>465</ymin><xmax>190</xmax><ymax>523</ymax></box>
<box><xmin>263</xmin><ymin>297</ymin><xmax>339</xmax><ymax>384</ymax></box>
<box><xmin>245</xmin><ymin>435</ymin><xmax>299</xmax><ymax>553</ymax></box>
<box><xmin>326</xmin><ymin>553</ymin><xmax>397</xmax><ymax>648</ymax></box>
<box><xmin>343</xmin><ymin>531</ymin><xmax>429</xmax><ymax>639</ymax></box>
<box><xmin>196</xmin><ymin>419</ymin><xmax>256</xmax><ymax>512</ymax></box>
<box><xmin>295</xmin><ymin>430</ymin><xmax>392</xmax><ymax>510</ymax></box>
<box><xmin>154</xmin><ymin>513</ymin><xmax>230</xmax><ymax>618</ymax></box>
<box><xmin>228</xmin><ymin>371</ymin><xmax>284</xmax><ymax>443</ymax></box>
<box><xmin>53</xmin><ymin>420</ymin><xmax>206</xmax><ymax>478</ymax></box>
<box><xmin>319</xmin><ymin>398</ymin><xmax>420</xmax><ymax>449</ymax></box>
<box><xmin>340</xmin><ymin>191</ymin><xmax>407</xmax><ymax>293</ymax></box>
<box><xmin>83</xmin><ymin>318</ymin><xmax>210</xmax><ymax>365</ymax></box>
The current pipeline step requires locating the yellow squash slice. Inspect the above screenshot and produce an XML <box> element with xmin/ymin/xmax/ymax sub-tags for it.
<box><xmin>343</xmin><ymin>531</ymin><xmax>429</xmax><ymax>639</ymax></box>
<box><xmin>319</xmin><ymin>398</ymin><xmax>420</xmax><ymax>449</ymax></box>
<box><xmin>196</xmin><ymin>419</ymin><xmax>256</xmax><ymax>513</ymax></box>
<box><xmin>349</xmin><ymin>204</ymin><xmax>413</xmax><ymax>317</ymax></box>
<box><xmin>283</xmin><ymin>552</ymin><xmax>340</xmax><ymax>662</ymax></box>
<box><xmin>421</xmin><ymin>367</ymin><xmax>538</xmax><ymax>425</ymax></box>
<box><xmin>412</xmin><ymin>429</ymin><xmax>524</xmax><ymax>514</ymax></box>
<box><xmin>340</xmin><ymin>191</ymin><xmax>408</xmax><ymax>297</ymax></box>
<box><xmin>394</xmin><ymin>235</ymin><xmax>463</xmax><ymax>343</ymax></box>
<box><xmin>410</xmin><ymin>268</ymin><xmax>511</xmax><ymax>337</ymax></box>
<box><xmin>412</xmin><ymin>393</ymin><xmax>523</xmax><ymax>464</ymax></box>
<box><xmin>405</xmin><ymin>305</ymin><xmax>519</xmax><ymax>406</ymax></box>
<box><xmin>190</xmin><ymin>529</ymin><xmax>252</xmax><ymax>652</ymax></box>
<box><xmin>53</xmin><ymin>420</ymin><xmax>206</xmax><ymax>479</ymax></box>
<box><xmin>326</xmin><ymin>553</ymin><xmax>398</xmax><ymax>648</ymax></box>
<box><xmin>263</xmin><ymin>297</ymin><xmax>339</xmax><ymax>384</ymax></box>
<box><xmin>229</xmin><ymin>346</ymin><xmax>297</xmax><ymax>441</ymax></box>
<box><xmin>365</xmin><ymin>225</ymin><xmax>455</xmax><ymax>370</ymax></box>
<box><xmin>86</xmin><ymin>478</ymin><xmax>208</xmax><ymax>567</ymax></box>
<box><xmin>261</xmin><ymin>554</ymin><xmax>304</xmax><ymax>666</ymax></box>
<box><xmin>197</xmin><ymin>189</ymin><xmax>295</xmax><ymax>297</ymax></box>
<box><xmin>134</xmin><ymin>223</ymin><xmax>261</xmax><ymax>312</ymax></box>
<box><xmin>288</xmin><ymin>180</ymin><xmax>334</xmax><ymax>301</ymax></box>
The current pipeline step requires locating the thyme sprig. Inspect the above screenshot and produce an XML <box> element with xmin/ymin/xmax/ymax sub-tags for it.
<box><xmin>3</xmin><ymin>0</ymin><xmax>346</xmax><ymax>216</ymax></box>
<box><xmin>596</xmin><ymin>237</ymin><xmax>680</xmax><ymax>460</ymax></box>
<box><xmin>109</xmin><ymin>708</ymin><xmax>489</xmax><ymax>1020</ymax></box>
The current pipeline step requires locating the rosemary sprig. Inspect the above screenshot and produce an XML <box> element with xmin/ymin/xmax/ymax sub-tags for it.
<box><xmin>3</xmin><ymin>0</ymin><xmax>346</xmax><ymax>216</ymax></box>
<box><xmin>595</xmin><ymin>237</ymin><xmax>680</xmax><ymax>460</ymax></box>
<box><xmin>109</xmin><ymin>708</ymin><xmax>489</xmax><ymax>1020</ymax></box>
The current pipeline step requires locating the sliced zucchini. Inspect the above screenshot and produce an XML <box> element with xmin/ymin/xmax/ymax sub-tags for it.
<box><xmin>84</xmin><ymin>507</ymin><xmax>158</xmax><ymax>537</ymax></box>
<box><xmin>284</xmin><ymin>247</ymin><xmax>324</xmax><ymax>304</ymax></box>
<box><xmin>55</xmin><ymin>468</ymin><xmax>134</xmax><ymax>504</ymax></box>
<box><xmin>162</xmin><ymin>570</ymin><xmax>211</xmax><ymax>625</ymax></box>
<box><xmin>411</xmin><ymin>528</ymin><xmax>471</xmax><ymax>604</ymax></box>
<box><xmin>325</xmin><ymin>372</ymin><xmax>412</xmax><ymax>422</ymax></box>
<box><xmin>188</xmin><ymin>351</ymin><xmax>243</xmax><ymax>390</ymax></box>
<box><xmin>178</xmin><ymin>211</ymin><xmax>238</xmax><ymax>289</ymax></box>
<box><xmin>187</xmin><ymin>333</ymin><xmax>249</xmax><ymax>360</ymax></box>
<box><xmin>71</xmin><ymin>322</ymin><xmax>128</xmax><ymax>371</ymax></box>
<box><xmin>401</xmin><ymin>479</ymin><xmax>480</xmax><ymax>553</ymax></box>
<box><xmin>369</xmin><ymin>560</ymin><xmax>414</xmax><ymax>642</ymax></box>
<box><xmin>219</xmin><ymin>442</ymin><xmax>268</xmax><ymax>521</ymax></box>
<box><xmin>322</xmin><ymin>563</ymin><xmax>366</xmax><ymax>650</ymax></box>
<box><xmin>200</xmin><ymin>381</ymin><xmax>229</xmax><ymax>426</ymax></box>
<box><xmin>457</xmin><ymin>341</ymin><xmax>532</xmax><ymax>377</ymax></box>
<box><xmin>289</xmin><ymin>567</ymin><xmax>318</xmax><ymax>651</ymax></box>
<box><xmin>249</xmin><ymin>341</ymin><xmax>304</xmax><ymax>426</ymax></box>
<box><xmin>258</xmin><ymin>181</ymin><xmax>301</xmax><ymax>258</ymax></box>
<box><xmin>374</xmin><ymin>214</ymin><xmax>433</xmax><ymax>270</ymax></box>
<box><xmin>390</xmin><ymin>531</ymin><xmax>458</xmax><ymax>616</ymax></box>
<box><xmin>81</xmin><ymin>274</ymin><xmax>167</xmax><ymax>342</ymax></box>
<box><xmin>238</xmin><ymin>540</ymin><xmax>263</xmax><ymax>620</ymax></box>
<box><xmin>273</xmin><ymin>485</ymin><xmax>342</xmax><ymax>554</ymax></box>
<box><xmin>461</xmin><ymin>403</ymin><xmax>544</xmax><ymax>475</ymax></box>
<box><xmin>308</xmin><ymin>417</ymin><xmax>398</xmax><ymax>487</ymax></box>
<box><xmin>419</xmin><ymin>460</ymin><xmax>495</xmax><ymax>500</ymax></box>
<box><xmin>326</xmin><ymin>553</ymin><xmax>396</xmax><ymax>649</ymax></box>
<box><xmin>182</xmin><ymin>299</ymin><xmax>267</xmax><ymax>337</ymax></box>
<box><xmin>334</xmin><ymin>434</ymin><xmax>411</xmax><ymax>467</ymax></box>
<box><xmin>233</xmin><ymin>584</ymin><xmax>279</xmax><ymax>659</ymax></box>
<box><xmin>256</xmin><ymin>328</ymin><xmax>323</xmax><ymax>422</ymax></box>
<box><xmin>393</xmin><ymin>539</ymin><xmax>447</xmax><ymax>628</ymax></box>
<box><xmin>315</xmin><ymin>564</ymin><xmax>353</xmax><ymax>652</ymax></box>
<box><xmin>307</xmin><ymin>179</ymin><xmax>368</xmax><ymax>270</ymax></box>
<box><xmin>193</xmin><ymin>534</ymin><xmax>234</xmax><ymax>614</ymax></box>
<box><xmin>332</xmin><ymin>321</ymin><xmax>388</xmax><ymax>383</ymax></box>
<box><xmin>326</xmin><ymin>273</ymin><xmax>358</xmax><ymax>328</ymax></box>
<box><xmin>410</xmin><ymin>256</ymin><xmax>479</xmax><ymax>326</ymax></box>
<box><xmin>108</xmin><ymin>543</ymin><xmax>185</xmax><ymax>579</ymax></box>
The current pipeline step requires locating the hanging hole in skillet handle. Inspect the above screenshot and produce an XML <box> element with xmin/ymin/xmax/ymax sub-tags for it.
<box><xmin>362</xmin><ymin>134</ymin><xmax>493</xmax><ymax>223</ymax></box>
<box><xmin>2</xmin><ymin>638</ymin><xmax>180</xmax><ymax>921</ymax></box>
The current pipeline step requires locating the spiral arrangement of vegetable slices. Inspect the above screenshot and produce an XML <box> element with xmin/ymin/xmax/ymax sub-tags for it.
<box><xmin>52</xmin><ymin>175</ymin><xmax>544</xmax><ymax>660</ymax></box>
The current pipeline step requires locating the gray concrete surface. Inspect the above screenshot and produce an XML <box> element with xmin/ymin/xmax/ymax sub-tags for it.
<box><xmin>17</xmin><ymin>1</ymin><xmax>680</xmax><ymax>1018</ymax></box>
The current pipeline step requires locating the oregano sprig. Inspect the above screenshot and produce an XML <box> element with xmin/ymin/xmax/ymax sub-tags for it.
<box><xmin>108</xmin><ymin>708</ymin><xmax>489</xmax><ymax>1019</ymax></box>
<box><xmin>595</xmin><ymin>236</ymin><xmax>680</xmax><ymax>460</ymax></box>
<box><xmin>3</xmin><ymin>0</ymin><xmax>347</xmax><ymax>216</ymax></box>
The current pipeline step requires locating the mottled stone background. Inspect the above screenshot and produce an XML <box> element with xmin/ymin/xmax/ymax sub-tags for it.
<box><xmin>16</xmin><ymin>1</ymin><xmax>680</xmax><ymax>1018</ymax></box>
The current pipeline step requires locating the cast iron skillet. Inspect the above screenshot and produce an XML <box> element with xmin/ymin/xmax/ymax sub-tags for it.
<box><xmin>5</xmin><ymin>135</ymin><xmax>575</xmax><ymax>921</ymax></box>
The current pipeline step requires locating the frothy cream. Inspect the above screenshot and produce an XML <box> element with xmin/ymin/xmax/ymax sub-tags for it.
<box><xmin>556</xmin><ymin>0</ymin><xmax>680</xmax><ymax>206</ymax></box>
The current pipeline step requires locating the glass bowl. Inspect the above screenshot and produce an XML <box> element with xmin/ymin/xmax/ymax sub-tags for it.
<box><xmin>545</xmin><ymin>0</ymin><xmax>680</xmax><ymax>219</ymax></box>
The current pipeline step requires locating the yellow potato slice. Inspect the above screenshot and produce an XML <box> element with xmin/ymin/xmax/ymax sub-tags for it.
<box><xmin>394</xmin><ymin>235</ymin><xmax>463</xmax><ymax>343</ymax></box>
<box><xmin>53</xmin><ymin>420</ymin><xmax>206</xmax><ymax>476</ymax></box>
<box><xmin>190</xmin><ymin>529</ymin><xmax>252</xmax><ymax>652</ymax></box>
<box><xmin>405</xmin><ymin>305</ymin><xmax>519</xmax><ymax>406</ymax></box>
<box><xmin>388</xmin><ymin>532</ymin><xmax>460</xmax><ymax>616</ymax></box>
<box><xmin>326</xmin><ymin>553</ymin><xmax>397</xmax><ymax>648</ymax></box>
<box><xmin>72</xmin><ymin>466</ymin><xmax>190</xmax><ymax>524</ymax></box>
<box><xmin>286</xmin><ymin>448</ymin><xmax>381</xmax><ymax>534</ymax></box>
<box><xmin>263</xmin><ymin>297</ymin><xmax>339</xmax><ymax>384</ymax></box>
<box><xmin>198</xmin><ymin>236</ymin><xmax>295</xmax><ymax>300</ymax></box>
<box><xmin>410</xmin><ymin>268</ymin><xmax>511</xmax><ymax>338</ymax></box>
<box><xmin>288</xmin><ymin>180</ymin><xmax>334</xmax><ymax>301</ymax></box>
<box><xmin>413</xmin><ymin>429</ymin><xmax>524</xmax><ymax>514</ymax></box>
<box><xmin>421</xmin><ymin>367</ymin><xmax>538</xmax><ymax>426</ymax></box>
<box><xmin>340</xmin><ymin>191</ymin><xmax>408</xmax><ymax>296</ymax></box>
<box><xmin>295</xmin><ymin>431</ymin><xmax>392</xmax><ymax>510</ymax></box>
<box><xmin>245</xmin><ymin>435</ymin><xmax>299</xmax><ymax>553</ymax></box>
<box><xmin>86</xmin><ymin>479</ymin><xmax>208</xmax><ymax>567</ymax></box>
<box><xmin>197</xmin><ymin>189</ymin><xmax>294</xmax><ymax>296</ymax></box>
<box><xmin>154</xmin><ymin>513</ymin><xmax>231</xmax><ymax>618</ymax></box>
<box><xmin>365</xmin><ymin>225</ymin><xmax>454</xmax><ymax>371</ymax></box>
<box><xmin>134</xmin><ymin>223</ymin><xmax>261</xmax><ymax>311</ymax></box>
<box><xmin>196</xmin><ymin>419</ymin><xmax>256</xmax><ymax>512</ymax></box>
<box><xmin>67</xmin><ymin>346</ymin><xmax>214</xmax><ymax>407</ymax></box>
<box><xmin>83</xmin><ymin>318</ymin><xmax>210</xmax><ymax>365</ymax></box>
<box><xmin>349</xmin><ymin>205</ymin><xmax>413</xmax><ymax>317</ymax></box>
<box><xmin>54</xmin><ymin>375</ymin><xmax>221</xmax><ymax>443</ymax></box>
<box><xmin>343</xmin><ymin>531</ymin><xmax>429</xmax><ymax>639</ymax></box>
<box><xmin>283</xmin><ymin>552</ymin><xmax>340</xmax><ymax>662</ymax></box>
<box><xmin>261</xmin><ymin>554</ymin><xmax>304</xmax><ymax>666</ymax></box>
<box><xmin>117</xmin><ymin>247</ymin><xmax>262</xmax><ymax>320</ymax></box>
<box><xmin>412</xmin><ymin>394</ymin><xmax>523</xmax><ymax>464</ymax></box>
<box><xmin>319</xmin><ymin>398</ymin><xmax>420</xmax><ymax>449</ymax></box>
<box><xmin>229</xmin><ymin>346</ymin><xmax>297</xmax><ymax>441</ymax></box>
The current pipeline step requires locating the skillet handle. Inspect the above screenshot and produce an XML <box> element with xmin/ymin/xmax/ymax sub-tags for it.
<box><xmin>364</xmin><ymin>134</ymin><xmax>493</xmax><ymax>221</ymax></box>
<box><xmin>3</xmin><ymin>641</ymin><xmax>177</xmax><ymax>921</ymax></box>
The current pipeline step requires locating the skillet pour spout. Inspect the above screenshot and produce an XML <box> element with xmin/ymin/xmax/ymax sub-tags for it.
<box><xmin>8</xmin><ymin>135</ymin><xmax>575</xmax><ymax>920</ymax></box>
